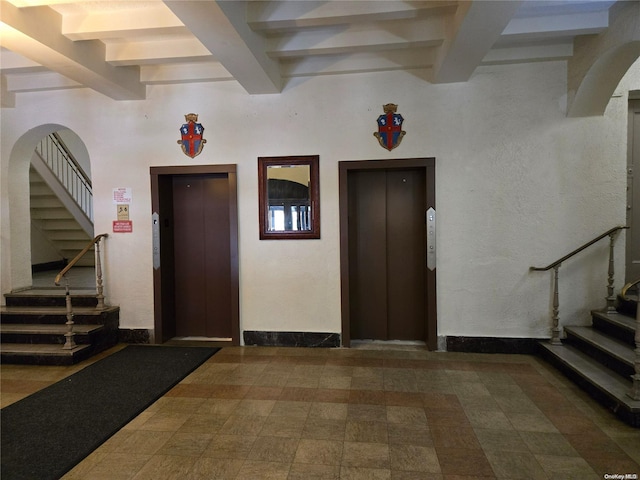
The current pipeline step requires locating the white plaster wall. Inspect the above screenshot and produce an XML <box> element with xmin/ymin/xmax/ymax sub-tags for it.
<box><xmin>1</xmin><ymin>60</ymin><xmax>636</xmax><ymax>340</ymax></box>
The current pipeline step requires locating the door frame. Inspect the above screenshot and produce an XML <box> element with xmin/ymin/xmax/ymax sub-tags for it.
<box><xmin>339</xmin><ymin>158</ymin><xmax>437</xmax><ymax>349</ymax></box>
<box><xmin>150</xmin><ymin>164</ymin><xmax>240</xmax><ymax>345</ymax></box>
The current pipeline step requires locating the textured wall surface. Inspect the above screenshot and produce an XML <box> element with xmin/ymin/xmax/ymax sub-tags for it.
<box><xmin>2</xmin><ymin>60</ymin><xmax>638</xmax><ymax>342</ymax></box>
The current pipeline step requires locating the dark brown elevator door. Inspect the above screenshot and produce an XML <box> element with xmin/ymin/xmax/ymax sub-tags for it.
<box><xmin>348</xmin><ymin>168</ymin><xmax>426</xmax><ymax>341</ymax></box>
<box><xmin>172</xmin><ymin>174</ymin><xmax>232</xmax><ymax>338</ymax></box>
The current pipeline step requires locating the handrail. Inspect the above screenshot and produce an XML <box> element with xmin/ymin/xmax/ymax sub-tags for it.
<box><xmin>54</xmin><ymin>233</ymin><xmax>108</xmax><ymax>350</ymax></box>
<box><xmin>621</xmin><ymin>278</ymin><xmax>640</xmax><ymax>301</ymax></box>
<box><xmin>530</xmin><ymin>225</ymin><xmax>628</xmax><ymax>271</ymax></box>
<box><xmin>55</xmin><ymin>233</ymin><xmax>108</xmax><ymax>286</ymax></box>
<box><xmin>530</xmin><ymin>225</ymin><xmax>628</xmax><ymax>346</ymax></box>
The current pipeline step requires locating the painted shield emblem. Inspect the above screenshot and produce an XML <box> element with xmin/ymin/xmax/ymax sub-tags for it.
<box><xmin>178</xmin><ymin>113</ymin><xmax>206</xmax><ymax>158</ymax></box>
<box><xmin>374</xmin><ymin>103</ymin><xmax>406</xmax><ymax>151</ymax></box>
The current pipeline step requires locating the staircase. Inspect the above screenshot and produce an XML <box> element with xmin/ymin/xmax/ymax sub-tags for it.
<box><xmin>538</xmin><ymin>289</ymin><xmax>639</xmax><ymax>427</ymax></box>
<box><xmin>0</xmin><ymin>283</ymin><xmax>119</xmax><ymax>365</ymax></box>
<box><xmin>30</xmin><ymin>167</ymin><xmax>94</xmax><ymax>267</ymax></box>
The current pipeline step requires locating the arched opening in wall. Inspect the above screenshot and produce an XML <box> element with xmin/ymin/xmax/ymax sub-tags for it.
<box><xmin>7</xmin><ymin>125</ymin><xmax>94</xmax><ymax>292</ymax></box>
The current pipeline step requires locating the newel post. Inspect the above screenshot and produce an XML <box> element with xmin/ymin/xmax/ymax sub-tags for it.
<box><xmin>551</xmin><ymin>265</ymin><xmax>562</xmax><ymax>345</ymax></box>
<box><xmin>605</xmin><ymin>232</ymin><xmax>618</xmax><ymax>313</ymax></box>
<box><xmin>95</xmin><ymin>235</ymin><xmax>106</xmax><ymax>310</ymax></box>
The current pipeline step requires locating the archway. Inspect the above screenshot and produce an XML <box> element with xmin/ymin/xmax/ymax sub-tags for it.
<box><xmin>4</xmin><ymin>124</ymin><xmax>92</xmax><ymax>294</ymax></box>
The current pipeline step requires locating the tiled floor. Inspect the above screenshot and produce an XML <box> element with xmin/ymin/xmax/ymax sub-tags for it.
<box><xmin>2</xmin><ymin>345</ymin><xmax>639</xmax><ymax>479</ymax></box>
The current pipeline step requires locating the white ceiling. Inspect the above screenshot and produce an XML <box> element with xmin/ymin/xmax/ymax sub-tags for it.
<box><xmin>0</xmin><ymin>0</ymin><xmax>619</xmax><ymax>104</ymax></box>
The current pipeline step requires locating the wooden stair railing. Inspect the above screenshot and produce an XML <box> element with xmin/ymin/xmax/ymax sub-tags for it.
<box><xmin>530</xmin><ymin>225</ymin><xmax>628</xmax><ymax>345</ymax></box>
<box><xmin>622</xmin><ymin>278</ymin><xmax>640</xmax><ymax>400</ymax></box>
<box><xmin>54</xmin><ymin>233</ymin><xmax>108</xmax><ymax>350</ymax></box>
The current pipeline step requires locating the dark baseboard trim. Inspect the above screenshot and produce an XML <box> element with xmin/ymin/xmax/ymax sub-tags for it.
<box><xmin>446</xmin><ymin>336</ymin><xmax>540</xmax><ymax>354</ymax></box>
<box><xmin>32</xmin><ymin>259</ymin><xmax>67</xmax><ymax>273</ymax></box>
<box><xmin>119</xmin><ymin>329</ymin><xmax>151</xmax><ymax>344</ymax></box>
<box><xmin>243</xmin><ymin>331</ymin><xmax>340</xmax><ymax>348</ymax></box>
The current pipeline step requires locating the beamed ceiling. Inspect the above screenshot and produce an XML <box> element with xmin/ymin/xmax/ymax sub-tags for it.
<box><xmin>1</xmin><ymin>0</ymin><xmax>639</xmax><ymax>115</ymax></box>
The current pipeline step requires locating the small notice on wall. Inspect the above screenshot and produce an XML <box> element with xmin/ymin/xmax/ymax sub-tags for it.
<box><xmin>113</xmin><ymin>220</ymin><xmax>133</xmax><ymax>233</ymax></box>
<box><xmin>113</xmin><ymin>187</ymin><xmax>132</xmax><ymax>205</ymax></box>
<box><xmin>117</xmin><ymin>204</ymin><xmax>130</xmax><ymax>220</ymax></box>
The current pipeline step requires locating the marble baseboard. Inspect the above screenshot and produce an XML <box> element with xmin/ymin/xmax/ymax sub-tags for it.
<box><xmin>243</xmin><ymin>331</ymin><xmax>340</xmax><ymax>348</ymax></box>
<box><xmin>119</xmin><ymin>329</ymin><xmax>151</xmax><ymax>344</ymax></box>
<box><xmin>446</xmin><ymin>336</ymin><xmax>540</xmax><ymax>354</ymax></box>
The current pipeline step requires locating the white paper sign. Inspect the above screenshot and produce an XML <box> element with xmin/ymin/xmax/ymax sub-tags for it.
<box><xmin>113</xmin><ymin>187</ymin><xmax>132</xmax><ymax>205</ymax></box>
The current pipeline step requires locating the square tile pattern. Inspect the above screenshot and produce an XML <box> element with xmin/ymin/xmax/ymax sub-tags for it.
<box><xmin>2</xmin><ymin>345</ymin><xmax>639</xmax><ymax>479</ymax></box>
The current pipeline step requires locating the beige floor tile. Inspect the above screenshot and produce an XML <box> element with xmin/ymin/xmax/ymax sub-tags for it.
<box><xmin>474</xmin><ymin>428</ymin><xmax>530</xmax><ymax>453</ymax></box>
<box><xmin>340</xmin><ymin>466</ymin><xmax>391</xmax><ymax>479</ymax></box>
<box><xmin>309</xmin><ymin>402</ymin><xmax>349</xmax><ymax>420</ymax></box>
<box><xmin>289</xmin><ymin>463</ymin><xmax>341</xmax><ymax>479</ymax></box>
<box><xmin>235</xmin><ymin>460</ymin><xmax>290</xmax><ymax>479</ymax></box>
<box><xmin>303</xmin><ymin>417</ymin><xmax>347</xmax><ymax>441</ymax></box>
<box><xmin>201</xmin><ymin>434</ymin><xmax>256</xmax><ymax>459</ymax></box>
<box><xmin>78</xmin><ymin>452</ymin><xmax>150</xmax><ymax>480</ymax></box>
<box><xmin>389</xmin><ymin>444</ymin><xmax>440</xmax><ymax>473</ymax></box>
<box><xmin>218</xmin><ymin>414</ymin><xmax>266</xmax><ymax>435</ymax></box>
<box><xmin>185</xmin><ymin>457</ymin><xmax>243</xmax><ymax>479</ymax></box>
<box><xmin>386</xmin><ymin>405</ymin><xmax>427</xmax><ymax>425</ymax></box>
<box><xmin>137</xmin><ymin>412</ymin><xmax>191</xmax><ymax>432</ymax></box>
<box><xmin>345</xmin><ymin>420</ymin><xmax>389</xmax><ymax>443</ymax></box>
<box><xmin>233</xmin><ymin>398</ymin><xmax>276</xmax><ymax>416</ymax></box>
<box><xmin>466</xmin><ymin>409</ymin><xmax>513</xmax><ymax>430</ymax></box>
<box><xmin>271</xmin><ymin>400</ymin><xmax>312</xmax><ymax>418</ymax></box>
<box><xmin>387</xmin><ymin>423</ymin><xmax>433</xmax><ymax>447</ymax></box>
<box><xmin>484</xmin><ymin>451</ymin><xmax>548</xmax><ymax>480</ymax></box>
<box><xmin>342</xmin><ymin>441</ymin><xmax>390</xmax><ymax>469</ymax></box>
<box><xmin>113</xmin><ymin>430</ymin><xmax>174</xmax><ymax>455</ymax></box>
<box><xmin>294</xmin><ymin>438</ymin><xmax>344</xmax><ymax>465</ymax></box>
<box><xmin>535</xmin><ymin>454</ymin><xmax>601</xmax><ymax>479</ymax></box>
<box><xmin>519</xmin><ymin>431</ymin><xmax>579</xmax><ymax>456</ymax></box>
<box><xmin>248</xmin><ymin>435</ymin><xmax>299</xmax><ymax>463</ymax></box>
<box><xmin>157</xmin><ymin>432</ymin><xmax>213</xmax><ymax>456</ymax></box>
<box><xmin>506</xmin><ymin>412</ymin><xmax>559</xmax><ymax>433</ymax></box>
<box><xmin>260</xmin><ymin>415</ymin><xmax>306</xmax><ymax>437</ymax></box>
<box><xmin>131</xmin><ymin>454</ymin><xmax>196</xmax><ymax>480</ymax></box>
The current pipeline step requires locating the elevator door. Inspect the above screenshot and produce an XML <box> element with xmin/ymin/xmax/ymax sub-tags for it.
<box><xmin>348</xmin><ymin>167</ymin><xmax>427</xmax><ymax>341</ymax></box>
<box><xmin>172</xmin><ymin>174</ymin><xmax>232</xmax><ymax>338</ymax></box>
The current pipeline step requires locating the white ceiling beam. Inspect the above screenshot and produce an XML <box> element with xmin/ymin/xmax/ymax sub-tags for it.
<box><xmin>4</xmin><ymin>69</ymin><xmax>80</xmax><ymax>92</ymax></box>
<box><xmin>432</xmin><ymin>0</ymin><xmax>522</xmax><ymax>83</ymax></box>
<box><xmin>281</xmin><ymin>48</ymin><xmax>437</xmax><ymax>77</ymax></box>
<box><xmin>140</xmin><ymin>61</ymin><xmax>232</xmax><ymax>85</ymax></box>
<box><xmin>61</xmin><ymin>3</ymin><xmax>187</xmax><ymax>41</ymax></box>
<box><xmin>500</xmin><ymin>10</ymin><xmax>609</xmax><ymax>44</ymax></box>
<box><xmin>164</xmin><ymin>0</ymin><xmax>281</xmax><ymax>94</ymax></box>
<box><xmin>106</xmin><ymin>37</ymin><xmax>213</xmax><ymax>66</ymax></box>
<box><xmin>0</xmin><ymin>1</ymin><xmax>145</xmax><ymax>100</ymax></box>
<box><xmin>248</xmin><ymin>1</ymin><xmax>457</xmax><ymax>31</ymax></box>
<box><xmin>482</xmin><ymin>43</ymin><xmax>573</xmax><ymax>65</ymax></box>
<box><xmin>269</xmin><ymin>16</ymin><xmax>445</xmax><ymax>58</ymax></box>
<box><xmin>1</xmin><ymin>74</ymin><xmax>15</xmax><ymax>107</ymax></box>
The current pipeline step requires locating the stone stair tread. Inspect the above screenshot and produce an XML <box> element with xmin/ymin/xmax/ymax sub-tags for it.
<box><xmin>7</xmin><ymin>288</ymin><xmax>97</xmax><ymax>296</ymax></box>
<box><xmin>0</xmin><ymin>343</ymin><xmax>91</xmax><ymax>356</ymax></box>
<box><xmin>0</xmin><ymin>305</ymin><xmax>118</xmax><ymax>315</ymax></box>
<box><xmin>591</xmin><ymin>310</ymin><xmax>636</xmax><ymax>333</ymax></box>
<box><xmin>564</xmin><ymin>325</ymin><xmax>634</xmax><ymax>365</ymax></box>
<box><xmin>539</xmin><ymin>342</ymin><xmax>640</xmax><ymax>412</ymax></box>
<box><xmin>0</xmin><ymin>324</ymin><xmax>103</xmax><ymax>334</ymax></box>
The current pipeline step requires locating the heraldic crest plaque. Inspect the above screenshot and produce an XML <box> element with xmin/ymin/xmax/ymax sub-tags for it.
<box><xmin>178</xmin><ymin>113</ymin><xmax>206</xmax><ymax>158</ymax></box>
<box><xmin>374</xmin><ymin>103</ymin><xmax>406</xmax><ymax>151</ymax></box>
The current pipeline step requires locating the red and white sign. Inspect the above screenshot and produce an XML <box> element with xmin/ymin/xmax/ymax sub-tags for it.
<box><xmin>113</xmin><ymin>220</ymin><xmax>133</xmax><ymax>233</ymax></box>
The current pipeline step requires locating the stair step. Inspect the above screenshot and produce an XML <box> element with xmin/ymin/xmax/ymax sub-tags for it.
<box><xmin>591</xmin><ymin>310</ymin><xmax>636</xmax><ymax>345</ymax></box>
<box><xmin>538</xmin><ymin>341</ymin><xmax>640</xmax><ymax>426</ymax></box>
<box><xmin>0</xmin><ymin>324</ymin><xmax>103</xmax><ymax>335</ymax></box>
<box><xmin>5</xmin><ymin>290</ymin><xmax>98</xmax><ymax>307</ymax></box>
<box><xmin>564</xmin><ymin>325</ymin><xmax>635</xmax><ymax>377</ymax></box>
<box><xmin>0</xmin><ymin>343</ymin><xmax>93</xmax><ymax>365</ymax></box>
